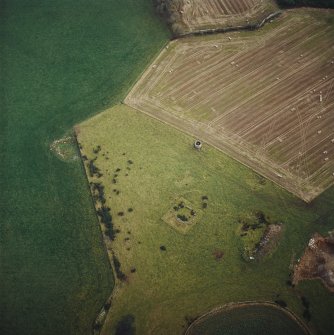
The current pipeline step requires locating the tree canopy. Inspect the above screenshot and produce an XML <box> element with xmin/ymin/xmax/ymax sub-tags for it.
<box><xmin>277</xmin><ymin>0</ymin><xmax>334</xmax><ymax>8</ymax></box>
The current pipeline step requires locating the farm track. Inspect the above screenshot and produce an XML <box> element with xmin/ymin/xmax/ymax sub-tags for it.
<box><xmin>126</xmin><ymin>10</ymin><xmax>334</xmax><ymax>201</ymax></box>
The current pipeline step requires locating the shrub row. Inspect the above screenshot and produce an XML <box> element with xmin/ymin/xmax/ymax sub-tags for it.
<box><xmin>113</xmin><ymin>255</ymin><xmax>127</xmax><ymax>282</ymax></box>
<box><xmin>91</xmin><ymin>182</ymin><xmax>106</xmax><ymax>204</ymax></box>
<box><xmin>88</xmin><ymin>158</ymin><xmax>102</xmax><ymax>178</ymax></box>
<box><xmin>90</xmin><ymin>182</ymin><xmax>118</xmax><ymax>241</ymax></box>
<box><xmin>96</xmin><ymin>206</ymin><xmax>118</xmax><ymax>240</ymax></box>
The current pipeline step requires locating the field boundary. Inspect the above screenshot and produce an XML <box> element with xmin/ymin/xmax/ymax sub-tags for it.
<box><xmin>184</xmin><ymin>301</ymin><xmax>312</xmax><ymax>335</ymax></box>
<box><xmin>73</xmin><ymin>131</ymin><xmax>116</xmax><ymax>335</ymax></box>
<box><xmin>121</xmin><ymin>40</ymin><xmax>170</xmax><ymax>103</ymax></box>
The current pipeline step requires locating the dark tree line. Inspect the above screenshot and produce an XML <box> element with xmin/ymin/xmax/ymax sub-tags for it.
<box><xmin>276</xmin><ymin>0</ymin><xmax>334</xmax><ymax>8</ymax></box>
<box><xmin>91</xmin><ymin>182</ymin><xmax>119</xmax><ymax>240</ymax></box>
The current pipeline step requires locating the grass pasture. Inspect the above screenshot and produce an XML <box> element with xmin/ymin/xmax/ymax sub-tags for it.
<box><xmin>162</xmin><ymin>197</ymin><xmax>203</xmax><ymax>234</ymax></box>
<box><xmin>0</xmin><ymin>1</ymin><xmax>169</xmax><ymax>334</ymax></box>
<box><xmin>126</xmin><ymin>9</ymin><xmax>334</xmax><ymax>202</ymax></box>
<box><xmin>78</xmin><ymin>104</ymin><xmax>334</xmax><ymax>335</ymax></box>
<box><xmin>167</xmin><ymin>0</ymin><xmax>278</xmax><ymax>34</ymax></box>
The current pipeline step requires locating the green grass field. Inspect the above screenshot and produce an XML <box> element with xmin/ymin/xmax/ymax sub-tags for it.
<box><xmin>0</xmin><ymin>1</ymin><xmax>169</xmax><ymax>335</ymax></box>
<box><xmin>78</xmin><ymin>104</ymin><xmax>334</xmax><ymax>335</ymax></box>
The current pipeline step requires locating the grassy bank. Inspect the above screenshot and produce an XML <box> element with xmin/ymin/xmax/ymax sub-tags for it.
<box><xmin>0</xmin><ymin>1</ymin><xmax>169</xmax><ymax>334</ymax></box>
<box><xmin>78</xmin><ymin>104</ymin><xmax>334</xmax><ymax>335</ymax></box>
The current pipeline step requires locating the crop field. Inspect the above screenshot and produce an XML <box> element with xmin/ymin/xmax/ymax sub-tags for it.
<box><xmin>77</xmin><ymin>104</ymin><xmax>334</xmax><ymax>335</ymax></box>
<box><xmin>0</xmin><ymin>1</ymin><xmax>169</xmax><ymax>335</ymax></box>
<box><xmin>126</xmin><ymin>9</ymin><xmax>334</xmax><ymax>202</ymax></box>
<box><xmin>175</xmin><ymin>0</ymin><xmax>278</xmax><ymax>33</ymax></box>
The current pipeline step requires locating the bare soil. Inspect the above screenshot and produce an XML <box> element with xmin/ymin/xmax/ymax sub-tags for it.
<box><xmin>293</xmin><ymin>233</ymin><xmax>334</xmax><ymax>292</ymax></box>
<box><xmin>256</xmin><ymin>224</ymin><xmax>282</xmax><ymax>258</ymax></box>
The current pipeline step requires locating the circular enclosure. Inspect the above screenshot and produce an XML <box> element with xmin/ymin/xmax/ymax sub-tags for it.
<box><xmin>194</xmin><ymin>140</ymin><xmax>202</xmax><ymax>149</ymax></box>
<box><xmin>186</xmin><ymin>303</ymin><xmax>310</xmax><ymax>335</ymax></box>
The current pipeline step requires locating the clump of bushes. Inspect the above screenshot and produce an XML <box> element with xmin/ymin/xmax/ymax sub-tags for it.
<box><xmin>160</xmin><ymin>245</ymin><xmax>167</xmax><ymax>251</ymax></box>
<box><xmin>255</xmin><ymin>211</ymin><xmax>269</xmax><ymax>224</ymax></box>
<box><xmin>115</xmin><ymin>314</ymin><xmax>135</xmax><ymax>335</ymax></box>
<box><xmin>88</xmin><ymin>159</ymin><xmax>103</xmax><ymax>178</ymax></box>
<box><xmin>91</xmin><ymin>182</ymin><xmax>119</xmax><ymax>241</ymax></box>
<box><xmin>113</xmin><ymin>255</ymin><xmax>127</xmax><ymax>281</ymax></box>
<box><xmin>91</xmin><ymin>182</ymin><xmax>106</xmax><ymax>204</ymax></box>
<box><xmin>97</xmin><ymin>206</ymin><xmax>112</xmax><ymax>224</ymax></box>
<box><xmin>239</xmin><ymin>211</ymin><xmax>270</xmax><ymax>232</ymax></box>
<box><xmin>96</xmin><ymin>206</ymin><xmax>117</xmax><ymax>240</ymax></box>
<box><xmin>177</xmin><ymin>214</ymin><xmax>188</xmax><ymax>222</ymax></box>
<box><xmin>93</xmin><ymin>145</ymin><xmax>101</xmax><ymax>154</ymax></box>
<box><xmin>286</xmin><ymin>279</ymin><xmax>293</xmax><ymax>286</ymax></box>
<box><xmin>238</xmin><ymin>210</ymin><xmax>277</xmax><ymax>260</ymax></box>
<box><xmin>275</xmin><ymin>299</ymin><xmax>287</xmax><ymax>308</ymax></box>
<box><xmin>154</xmin><ymin>0</ymin><xmax>187</xmax><ymax>36</ymax></box>
<box><xmin>174</xmin><ymin>201</ymin><xmax>186</xmax><ymax>211</ymax></box>
<box><xmin>104</xmin><ymin>301</ymin><xmax>111</xmax><ymax>310</ymax></box>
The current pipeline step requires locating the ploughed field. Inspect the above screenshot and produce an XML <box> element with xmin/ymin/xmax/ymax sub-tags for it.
<box><xmin>174</xmin><ymin>0</ymin><xmax>278</xmax><ymax>33</ymax></box>
<box><xmin>126</xmin><ymin>9</ymin><xmax>334</xmax><ymax>202</ymax></box>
